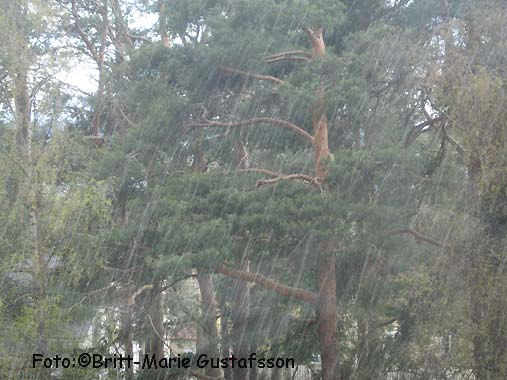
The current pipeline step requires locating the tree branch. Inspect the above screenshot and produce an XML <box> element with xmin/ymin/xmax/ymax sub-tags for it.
<box><xmin>265</xmin><ymin>50</ymin><xmax>312</xmax><ymax>64</ymax></box>
<box><xmin>387</xmin><ymin>228</ymin><xmax>450</xmax><ymax>249</ymax></box>
<box><xmin>441</xmin><ymin>126</ymin><xmax>465</xmax><ymax>159</ymax></box>
<box><xmin>256</xmin><ymin>173</ymin><xmax>323</xmax><ymax>189</ymax></box>
<box><xmin>215</xmin><ymin>264</ymin><xmax>318</xmax><ymax>304</ymax></box>
<box><xmin>71</xmin><ymin>0</ymin><xmax>99</xmax><ymax>62</ymax></box>
<box><xmin>128</xmin><ymin>284</ymin><xmax>154</xmax><ymax>305</ymax></box>
<box><xmin>221</xmin><ymin>66</ymin><xmax>283</xmax><ymax>84</ymax></box>
<box><xmin>267</xmin><ymin>50</ymin><xmax>312</xmax><ymax>60</ymax></box>
<box><xmin>187</xmin><ymin>117</ymin><xmax>314</xmax><ymax>144</ymax></box>
<box><xmin>266</xmin><ymin>56</ymin><xmax>311</xmax><ymax>64</ymax></box>
<box><xmin>126</xmin><ymin>32</ymin><xmax>152</xmax><ymax>43</ymax></box>
<box><xmin>372</xmin><ymin>317</ymin><xmax>398</xmax><ymax>330</ymax></box>
<box><xmin>404</xmin><ymin>116</ymin><xmax>444</xmax><ymax>146</ymax></box>
<box><xmin>239</xmin><ymin>168</ymin><xmax>283</xmax><ymax>177</ymax></box>
<box><xmin>69</xmin><ymin>282</ymin><xmax>120</xmax><ymax>311</ymax></box>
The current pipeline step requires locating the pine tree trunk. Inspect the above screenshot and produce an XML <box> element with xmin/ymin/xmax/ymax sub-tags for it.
<box><xmin>232</xmin><ymin>261</ymin><xmax>250</xmax><ymax>380</ymax></box>
<box><xmin>219</xmin><ymin>295</ymin><xmax>232</xmax><ymax>380</ymax></box>
<box><xmin>158</xmin><ymin>1</ymin><xmax>171</xmax><ymax>47</ymax></box>
<box><xmin>146</xmin><ymin>282</ymin><xmax>165</xmax><ymax>359</ymax></box>
<box><xmin>465</xmin><ymin>152</ymin><xmax>507</xmax><ymax>379</ymax></box>
<box><xmin>122</xmin><ymin>305</ymin><xmax>135</xmax><ymax>380</ymax></box>
<box><xmin>307</xmin><ymin>27</ymin><xmax>339</xmax><ymax>380</ymax></box>
<box><xmin>317</xmin><ymin>249</ymin><xmax>338</xmax><ymax>380</ymax></box>
<box><xmin>198</xmin><ymin>273</ymin><xmax>224</xmax><ymax>378</ymax></box>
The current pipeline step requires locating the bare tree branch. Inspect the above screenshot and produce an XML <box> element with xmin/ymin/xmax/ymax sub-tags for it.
<box><xmin>265</xmin><ymin>49</ymin><xmax>312</xmax><ymax>64</ymax></box>
<box><xmin>239</xmin><ymin>168</ymin><xmax>284</xmax><ymax>177</ymax></box>
<box><xmin>387</xmin><ymin>228</ymin><xmax>451</xmax><ymax>249</ymax></box>
<box><xmin>187</xmin><ymin>117</ymin><xmax>314</xmax><ymax>144</ymax></box>
<box><xmin>266</xmin><ymin>56</ymin><xmax>311</xmax><ymax>64</ymax></box>
<box><xmin>221</xmin><ymin>66</ymin><xmax>284</xmax><ymax>84</ymax></box>
<box><xmin>267</xmin><ymin>50</ymin><xmax>312</xmax><ymax>60</ymax></box>
<box><xmin>215</xmin><ymin>264</ymin><xmax>318</xmax><ymax>304</ymax></box>
<box><xmin>256</xmin><ymin>174</ymin><xmax>323</xmax><ymax>189</ymax></box>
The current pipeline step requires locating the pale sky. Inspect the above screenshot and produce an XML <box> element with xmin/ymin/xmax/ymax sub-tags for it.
<box><xmin>58</xmin><ymin>12</ymin><xmax>158</xmax><ymax>94</ymax></box>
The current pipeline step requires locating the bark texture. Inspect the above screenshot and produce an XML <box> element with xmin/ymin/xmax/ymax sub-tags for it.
<box><xmin>198</xmin><ymin>273</ymin><xmax>224</xmax><ymax>379</ymax></box>
<box><xmin>145</xmin><ymin>281</ymin><xmax>165</xmax><ymax>359</ymax></box>
<box><xmin>216</xmin><ymin>265</ymin><xmax>318</xmax><ymax>304</ymax></box>
<box><xmin>232</xmin><ymin>261</ymin><xmax>250</xmax><ymax>380</ymax></box>
<box><xmin>308</xmin><ymin>27</ymin><xmax>339</xmax><ymax>380</ymax></box>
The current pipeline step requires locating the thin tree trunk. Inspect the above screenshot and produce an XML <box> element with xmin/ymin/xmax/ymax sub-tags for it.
<box><xmin>249</xmin><ymin>285</ymin><xmax>257</xmax><ymax>380</ymax></box>
<box><xmin>158</xmin><ymin>0</ymin><xmax>171</xmax><ymax>47</ymax></box>
<box><xmin>146</xmin><ymin>281</ymin><xmax>165</xmax><ymax>359</ymax></box>
<box><xmin>110</xmin><ymin>0</ymin><xmax>133</xmax><ymax>62</ymax></box>
<box><xmin>91</xmin><ymin>63</ymin><xmax>106</xmax><ymax>137</ymax></box>
<box><xmin>198</xmin><ymin>273</ymin><xmax>224</xmax><ymax>378</ymax></box>
<box><xmin>122</xmin><ymin>304</ymin><xmax>135</xmax><ymax>380</ymax></box>
<box><xmin>15</xmin><ymin>45</ymin><xmax>51</xmax><ymax>380</ymax></box>
<box><xmin>219</xmin><ymin>295</ymin><xmax>232</xmax><ymax>380</ymax></box>
<box><xmin>232</xmin><ymin>261</ymin><xmax>250</xmax><ymax>380</ymax></box>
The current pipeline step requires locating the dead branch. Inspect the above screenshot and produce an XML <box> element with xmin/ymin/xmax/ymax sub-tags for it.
<box><xmin>239</xmin><ymin>168</ymin><xmax>283</xmax><ymax>177</ymax></box>
<box><xmin>267</xmin><ymin>50</ymin><xmax>312</xmax><ymax>59</ymax></box>
<box><xmin>266</xmin><ymin>56</ymin><xmax>311</xmax><ymax>64</ymax></box>
<box><xmin>187</xmin><ymin>117</ymin><xmax>314</xmax><ymax>144</ymax></box>
<box><xmin>387</xmin><ymin>228</ymin><xmax>451</xmax><ymax>249</ymax></box>
<box><xmin>221</xmin><ymin>66</ymin><xmax>284</xmax><ymax>84</ymax></box>
<box><xmin>256</xmin><ymin>174</ymin><xmax>323</xmax><ymax>190</ymax></box>
<box><xmin>215</xmin><ymin>264</ymin><xmax>318</xmax><ymax>304</ymax></box>
<box><xmin>265</xmin><ymin>50</ymin><xmax>312</xmax><ymax>64</ymax></box>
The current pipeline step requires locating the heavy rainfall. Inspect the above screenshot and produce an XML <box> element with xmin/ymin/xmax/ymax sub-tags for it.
<box><xmin>0</xmin><ymin>1</ymin><xmax>506</xmax><ymax>380</ymax></box>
